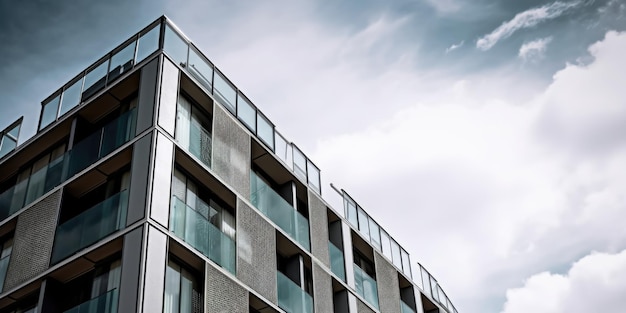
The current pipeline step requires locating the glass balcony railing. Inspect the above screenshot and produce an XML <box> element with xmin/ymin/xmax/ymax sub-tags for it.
<box><xmin>0</xmin><ymin>109</ymin><xmax>136</xmax><ymax>222</ymax></box>
<box><xmin>0</xmin><ymin>255</ymin><xmax>9</xmax><ymax>292</ymax></box>
<box><xmin>250</xmin><ymin>172</ymin><xmax>310</xmax><ymax>251</ymax></box>
<box><xmin>401</xmin><ymin>301</ymin><xmax>416</xmax><ymax>313</ymax></box>
<box><xmin>50</xmin><ymin>190</ymin><xmax>128</xmax><ymax>264</ymax></box>
<box><xmin>169</xmin><ymin>196</ymin><xmax>236</xmax><ymax>274</ymax></box>
<box><xmin>63</xmin><ymin>288</ymin><xmax>119</xmax><ymax>313</ymax></box>
<box><xmin>354</xmin><ymin>265</ymin><xmax>379</xmax><ymax>310</ymax></box>
<box><xmin>277</xmin><ymin>271</ymin><xmax>313</xmax><ymax>313</ymax></box>
<box><xmin>328</xmin><ymin>242</ymin><xmax>345</xmax><ymax>281</ymax></box>
<box><xmin>188</xmin><ymin>121</ymin><xmax>212</xmax><ymax>167</ymax></box>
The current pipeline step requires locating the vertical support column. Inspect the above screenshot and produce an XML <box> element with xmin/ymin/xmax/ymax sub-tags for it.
<box><xmin>126</xmin><ymin>133</ymin><xmax>153</xmax><ymax>226</ymax></box>
<box><xmin>118</xmin><ymin>226</ymin><xmax>144</xmax><ymax>313</ymax></box>
<box><xmin>149</xmin><ymin>132</ymin><xmax>173</xmax><ymax>228</ymax></box>
<box><xmin>140</xmin><ymin>225</ymin><xmax>167</xmax><ymax>313</ymax></box>
<box><xmin>135</xmin><ymin>58</ymin><xmax>159</xmax><ymax>136</ymax></box>
<box><xmin>157</xmin><ymin>58</ymin><xmax>179</xmax><ymax>137</ymax></box>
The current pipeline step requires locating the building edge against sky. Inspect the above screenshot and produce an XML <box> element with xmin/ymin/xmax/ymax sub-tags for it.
<box><xmin>0</xmin><ymin>15</ymin><xmax>458</xmax><ymax>313</ymax></box>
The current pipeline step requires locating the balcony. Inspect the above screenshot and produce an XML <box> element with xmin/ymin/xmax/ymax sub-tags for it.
<box><xmin>185</xmin><ymin>121</ymin><xmax>212</xmax><ymax>168</ymax></box>
<box><xmin>50</xmin><ymin>190</ymin><xmax>128</xmax><ymax>264</ymax></box>
<box><xmin>63</xmin><ymin>288</ymin><xmax>119</xmax><ymax>313</ymax></box>
<box><xmin>401</xmin><ymin>301</ymin><xmax>416</xmax><ymax>313</ymax></box>
<box><xmin>354</xmin><ymin>265</ymin><xmax>379</xmax><ymax>310</ymax></box>
<box><xmin>250</xmin><ymin>172</ymin><xmax>310</xmax><ymax>251</ymax></box>
<box><xmin>169</xmin><ymin>196</ymin><xmax>236</xmax><ymax>274</ymax></box>
<box><xmin>277</xmin><ymin>271</ymin><xmax>313</xmax><ymax>313</ymax></box>
<box><xmin>328</xmin><ymin>242</ymin><xmax>346</xmax><ymax>281</ymax></box>
<box><xmin>0</xmin><ymin>108</ymin><xmax>136</xmax><ymax>222</ymax></box>
<box><xmin>0</xmin><ymin>255</ymin><xmax>8</xmax><ymax>292</ymax></box>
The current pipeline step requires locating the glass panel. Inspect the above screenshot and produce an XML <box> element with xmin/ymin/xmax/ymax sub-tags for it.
<box><xmin>307</xmin><ymin>161</ymin><xmax>320</xmax><ymax>194</ymax></box>
<box><xmin>169</xmin><ymin>197</ymin><xmax>236</xmax><ymax>274</ymax></box>
<box><xmin>274</xmin><ymin>133</ymin><xmax>293</xmax><ymax>170</ymax></box>
<box><xmin>188</xmin><ymin>48</ymin><xmax>213</xmax><ymax>91</ymax></box>
<box><xmin>136</xmin><ymin>24</ymin><xmax>160</xmax><ymax>64</ymax></box>
<box><xmin>24</xmin><ymin>160</ymin><xmax>48</xmax><ymax>204</ymax></box>
<box><xmin>59</xmin><ymin>78</ymin><xmax>83</xmax><ymax>116</ymax></box>
<box><xmin>62</xmin><ymin>288</ymin><xmax>119</xmax><ymax>313</ymax></box>
<box><xmin>353</xmin><ymin>265</ymin><xmax>379</xmax><ymax>309</ymax></box>
<box><xmin>189</xmin><ymin>114</ymin><xmax>212</xmax><ymax>167</ymax></box>
<box><xmin>0</xmin><ymin>137</ymin><xmax>16</xmax><ymax>159</ymax></box>
<box><xmin>164</xmin><ymin>25</ymin><xmax>188</xmax><ymax>67</ymax></box>
<box><xmin>100</xmin><ymin>108</ymin><xmax>136</xmax><ymax>157</ymax></box>
<box><xmin>346</xmin><ymin>197</ymin><xmax>358</xmax><ymax>228</ymax></box>
<box><xmin>50</xmin><ymin>190</ymin><xmax>128</xmax><ymax>264</ymax></box>
<box><xmin>6</xmin><ymin>124</ymin><xmax>19</xmax><ymax>139</ymax></box>
<box><xmin>430</xmin><ymin>277</ymin><xmax>439</xmax><ymax>301</ymax></box>
<box><xmin>391</xmin><ymin>240</ymin><xmax>403</xmax><ymax>269</ymax></box>
<box><xmin>401</xmin><ymin>249</ymin><xmax>412</xmax><ymax>278</ymax></box>
<box><xmin>328</xmin><ymin>241</ymin><xmax>346</xmax><ymax>281</ymax></box>
<box><xmin>250</xmin><ymin>172</ymin><xmax>310</xmax><ymax>251</ymax></box>
<box><xmin>236</xmin><ymin>94</ymin><xmax>256</xmax><ymax>132</ymax></box>
<box><xmin>0</xmin><ymin>254</ymin><xmax>9</xmax><ymax>291</ymax></box>
<box><xmin>68</xmin><ymin>130</ymin><xmax>102</xmax><ymax>177</ymax></box>
<box><xmin>109</xmin><ymin>41</ymin><xmax>136</xmax><ymax>82</ymax></box>
<box><xmin>368</xmin><ymin>218</ymin><xmax>381</xmax><ymax>251</ymax></box>
<box><xmin>421</xmin><ymin>267</ymin><xmax>432</xmax><ymax>297</ymax></box>
<box><xmin>380</xmin><ymin>230</ymin><xmax>392</xmax><ymax>260</ymax></box>
<box><xmin>357</xmin><ymin>207</ymin><xmax>370</xmax><ymax>241</ymax></box>
<box><xmin>277</xmin><ymin>271</ymin><xmax>313</xmax><ymax>313</ymax></box>
<box><xmin>292</xmin><ymin>147</ymin><xmax>307</xmax><ymax>181</ymax></box>
<box><xmin>213</xmin><ymin>72</ymin><xmax>236</xmax><ymax>113</ymax></box>
<box><xmin>83</xmin><ymin>60</ymin><xmax>109</xmax><ymax>100</ymax></box>
<box><xmin>256</xmin><ymin>113</ymin><xmax>274</xmax><ymax>151</ymax></box>
<box><xmin>164</xmin><ymin>262</ymin><xmax>181</xmax><ymax>313</ymax></box>
<box><xmin>40</xmin><ymin>95</ymin><xmax>60</xmax><ymax>130</ymax></box>
<box><xmin>401</xmin><ymin>301</ymin><xmax>415</xmax><ymax>313</ymax></box>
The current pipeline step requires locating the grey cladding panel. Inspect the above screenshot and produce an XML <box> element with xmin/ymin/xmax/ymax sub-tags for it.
<box><xmin>357</xmin><ymin>299</ymin><xmax>376</xmax><ymax>313</ymax></box>
<box><xmin>127</xmin><ymin>133</ymin><xmax>153</xmax><ymax>226</ymax></box>
<box><xmin>375</xmin><ymin>252</ymin><xmax>401</xmax><ymax>313</ymax></box>
<box><xmin>212</xmin><ymin>105</ymin><xmax>251</xmax><ymax>199</ymax></box>
<box><xmin>308</xmin><ymin>191</ymin><xmax>329</xmax><ymax>267</ymax></box>
<box><xmin>312</xmin><ymin>264</ymin><xmax>333</xmax><ymax>313</ymax></box>
<box><xmin>4</xmin><ymin>190</ymin><xmax>61</xmax><ymax>290</ymax></box>
<box><xmin>150</xmin><ymin>132</ymin><xmax>173</xmax><ymax>228</ymax></box>
<box><xmin>206</xmin><ymin>264</ymin><xmax>248</xmax><ymax>313</ymax></box>
<box><xmin>157</xmin><ymin>58</ymin><xmax>179</xmax><ymax>136</ymax></box>
<box><xmin>118</xmin><ymin>226</ymin><xmax>144</xmax><ymax>313</ymax></box>
<box><xmin>136</xmin><ymin>57</ymin><xmax>158</xmax><ymax>135</ymax></box>
<box><xmin>236</xmin><ymin>199</ymin><xmax>277</xmax><ymax>304</ymax></box>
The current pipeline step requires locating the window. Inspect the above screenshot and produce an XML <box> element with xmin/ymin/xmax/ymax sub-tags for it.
<box><xmin>58</xmin><ymin>259</ymin><xmax>121</xmax><ymax>312</ymax></box>
<box><xmin>0</xmin><ymin>236</ymin><xmax>13</xmax><ymax>292</ymax></box>
<box><xmin>176</xmin><ymin>95</ymin><xmax>212</xmax><ymax>167</ymax></box>
<box><xmin>164</xmin><ymin>259</ymin><xmax>203</xmax><ymax>313</ymax></box>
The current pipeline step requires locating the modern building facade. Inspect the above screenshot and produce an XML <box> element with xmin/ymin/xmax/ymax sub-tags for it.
<box><xmin>0</xmin><ymin>16</ymin><xmax>458</xmax><ymax>313</ymax></box>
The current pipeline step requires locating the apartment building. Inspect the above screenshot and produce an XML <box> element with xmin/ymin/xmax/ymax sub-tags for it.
<box><xmin>0</xmin><ymin>16</ymin><xmax>458</xmax><ymax>313</ymax></box>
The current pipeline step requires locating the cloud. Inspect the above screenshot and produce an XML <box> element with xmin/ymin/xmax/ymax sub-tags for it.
<box><xmin>501</xmin><ymin>250</ymin><xmax>626</xmax><ymax>313</ymax></box>
<box><xmin>445</xmin><ymin>40</ymin><xmax>464</xmax><ymax>53</ymax></box>
<box><xmin>518</xmin><ymin>36</ymin><xmax>553</xmax><ymax>61</ymax></box>
<box><xmin>477</xmin><ymin>1</ymin><xmax>583</xmax><ymax>51</ymax></box>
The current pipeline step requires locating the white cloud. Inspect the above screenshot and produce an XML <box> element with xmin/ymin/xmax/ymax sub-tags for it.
<box><xmin>477</xmin><ymin>1</ymin><xmax>583</xmax><ymax>51</ymax></box>
<box><xmin>501</xmin><ymin>250</ymin><xmax>626</xmax><ymax>313</ymax></box>
<box><xmin>445</xmin><ymin>40</ymin><xmax>464</xmax><ymax>53</ymax></box>
<box><xmin>519</xmin><ymin>36</ymin><xmax>553</xmax><ymax>61</ymax></box>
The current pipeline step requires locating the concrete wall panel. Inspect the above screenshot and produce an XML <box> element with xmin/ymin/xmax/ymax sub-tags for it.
<box><xmin>375</xmin><ymin>251</ymin><xmax>401</xmax><ymax>313</ymax></box>
<box><xmin>309</xmin><ymin>191</ymin><xmax>329</xmax><ymax>267</ymax></box>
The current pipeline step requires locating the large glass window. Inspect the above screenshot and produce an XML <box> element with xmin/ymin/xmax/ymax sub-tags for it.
<box><xmin>164</xmin><ymin>259</ymin><xmax>203</xmax><ymax>313</ymax></box>
<box><xmin>0</xmin><ymin>236</ymin><xmax>13</xmax><ymax>292</ymax></box>
<box><xmin>164</xmin><ymin>25</ymin><xmax>189</xmax><ymax>67</ymax></box>
<box><xmin>136</xmin><ymin>24</ymin><xmax>160</xmax><ymax>64</ymax></box>
<box><xmin>175</xmin><ymin>95</ymin><xmax>212</xmax><ymax>167</ymax></box>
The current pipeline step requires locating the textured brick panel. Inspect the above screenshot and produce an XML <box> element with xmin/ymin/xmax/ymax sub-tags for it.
<box><xmin>212</xmin><ymin>105</ymin><xmax>251</xmax><ymax>199</ymax></box>
<box><xmin>236</xmin><ymin>199</ymin><xmax>277</xmax><ymax>304</ymax></box>
<box><xmin>375</xmin><ymin>252</ymin><xmax>401</xmax><ymax>313</ymax></box>
<box><xmin>206</xmin><ymin>263</ymin><xmax>248</xmax><ymax>313</ymax></box>
<box><xmin>357</xmin><ymin>299</ymin><xmax>376</xmax><ymax>313</ymax></box>
<box><xmin>308</xmin><ymin>191</ymin><xmax>329</xmax><ymax>267</ymax></box>
<box><xmin>4</xmin><ymin>190</ymin><xmax>61</xmax><ymax>290</ymax></box>
<box><xmin>312</xmin><ymin>263</ymin><xmax>333</xmax><ymax>313</ymax></box>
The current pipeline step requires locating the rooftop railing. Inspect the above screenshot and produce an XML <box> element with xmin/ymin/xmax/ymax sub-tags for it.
<box><xmin>420</xmin><ymin>264</ymin><xmax>458</xmax><ymax>313</ymax></box>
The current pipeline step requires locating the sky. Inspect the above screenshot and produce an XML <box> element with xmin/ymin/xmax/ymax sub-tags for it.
<box><xmin>1</xmin><ymin>0</ymin><xmax>626</xmax><ymax>312</ymax></box>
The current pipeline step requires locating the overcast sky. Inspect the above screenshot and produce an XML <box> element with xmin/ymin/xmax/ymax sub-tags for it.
<box><xmin>1</xmin><ymin>0</ymin><xmax>626</xmax><ymax>312</ymax></box>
